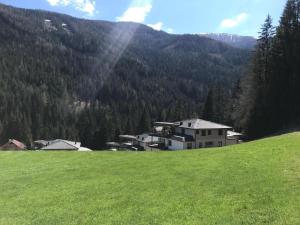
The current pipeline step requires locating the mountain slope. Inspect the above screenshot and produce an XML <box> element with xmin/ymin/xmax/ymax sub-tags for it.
<box><xmin>199</xmin><ymin>33</ymin><xmax>257</xmax><ymax>49</ymax></box>
<box><xmin>0</xmin><ymin>133</ymin><xmax>299</xmax><ymax>224</ymax></box>
<box><xmin>0</xmin><ymin>3</ymin><xmax>251</xmax><ymax>147</ymax></box>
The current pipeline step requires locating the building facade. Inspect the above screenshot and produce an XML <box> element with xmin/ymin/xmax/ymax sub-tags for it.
<box><xmin>156</xmin><ymin>119</ymin><xmax>237</xmax><ymax>150</ymax></box>
<box><xmin>113</xmin><ymin>118</ymin><xmax>242</xmax><ymax>151</ymax></box>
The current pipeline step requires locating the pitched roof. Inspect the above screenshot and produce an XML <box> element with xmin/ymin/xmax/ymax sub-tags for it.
<box><xmin>176</xmin><ymin>119</ymin><xmax>232</xmax><ymax>130</ymax></box>
<box><xmin>119</xmin><ymin>135</ymin><xmax>137</xmax><ymax>140</ymax></box>
<box><xmin>41</xmin><ymin>140</ymin><xmax>81</xmax><ymax>150</ymax></box>
<box><xmin>0</xmin><ymin>139</ymin><xmax>26</xmax><ymax>150</ymax></box>
<box><xmin>10</xmin><ymin>139</ymin><xmax>26</xmax><ymax>149</ymax></box>
<box><xmin>227</xmin><ymin>131</ymin><xmax>243</xmax><ymax>137</ymax></box>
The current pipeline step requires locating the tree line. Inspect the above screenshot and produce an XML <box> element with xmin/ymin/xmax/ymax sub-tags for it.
<box><xmin>229</xmin><ymin>0</ymin><xmax>300</xmax><ymax>139</ymax></box>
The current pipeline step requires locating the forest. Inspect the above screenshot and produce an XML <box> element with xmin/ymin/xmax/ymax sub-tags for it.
<box><xmin>232</xmin><ymin>0</ymin><xmax>300</xmax><ymax>139</ymax></box>
<box><xmin>0</xmin><ymin>0</ymin><xmax>299</xmax><ymax>149</ymax></box>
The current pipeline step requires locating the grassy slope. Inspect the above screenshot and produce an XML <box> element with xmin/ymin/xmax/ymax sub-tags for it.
<box><xmin>0</xmin><ymin>133</ymin><xmax>299</xmax><ymax>225</ymax></box>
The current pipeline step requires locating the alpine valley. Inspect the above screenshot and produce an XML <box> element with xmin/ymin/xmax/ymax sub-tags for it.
<box><xmin>0</xmin><ymin>3</ymin><xmax>252</xmax><ymax>149</ymax></box>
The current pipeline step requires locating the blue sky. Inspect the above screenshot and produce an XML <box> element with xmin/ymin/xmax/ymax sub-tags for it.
<box><xmin>0</xmin><ymin>0</ymin><xmax>287</xmax><ymax>36</ymax></box>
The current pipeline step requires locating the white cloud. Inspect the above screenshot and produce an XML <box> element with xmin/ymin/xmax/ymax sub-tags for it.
<box><xmin>81</xmin><ymin>1</ymin><xmax>95</xmax><ymax>15</ymax></box>
<box><xmin>117</xmin><ymin>0</ymin><xmax>173</xmax><ymax>34</ymax></box>
<box><xmin>166</xmin><ymin>28</ymin><xmax>174</xmax><ymax>34</ymax></box>
<box><xmin>147</xmin><ymin>22</ymin><xmax>163</xmax><ymax>30</ymax></box>
<box><xmin>47</xmin><ymin>0</ymin><xmax>60</xmax><ymax>6</ymax></box>
<box><xmin>147</xmin><ymin>22</ymin><xmax>174</xmax><ymax>34</ymax></box>
<box><xmin>46</xmin><ymin>0</ymin><xmax>96</xmax><ymax>15</ymax></box>
<box><xmin>116</xmin><ymin>0</ymin><xmax>152</xmax><ymax>23</ymax></box>
<box><xmin>220</xmin><ymin>13</ymin><xmax>249</xmax><ymax>29</ymax></box>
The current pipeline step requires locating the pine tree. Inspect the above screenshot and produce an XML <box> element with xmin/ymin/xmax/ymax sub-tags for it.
<box><xmin>124</xmin><ymin>119</ymin><xmax>134</xmax><ymax>135</ymax></box>
<box><xmin>92</xmin><ymin>128</ymin><xmax>108</xmax><ymax>150</ymax></box>
<box><xmin>237</xmin><ymin>0</ymin><xmax>300</xmax><ymax>138</ymax></box>
<box><xmin>257</xmin><ymin>15</ymin><xmax>276</xmax><ymax>83</ymax></box>
<box><xmin>137</xmin><ymin>109</ymin><xmax>151</xmax><ymax>134</ymax></box>
<box><xmin>236</xmin><ymin>15</ymin><xmax>276</xmax><ymax>138</ymax></box>
<box><xmin>274</xmin><ymin>0</ymin><xmax>300</xmax><ymax>123</ymax></box>
<box><xmin>202</xmin><ymin>89</ymin><xmax>214</xmax><ymax>121</ymax></box>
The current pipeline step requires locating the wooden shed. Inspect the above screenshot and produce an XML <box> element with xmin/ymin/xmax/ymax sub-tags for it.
<box><xmin>0</xmin><ymin>139</ymin><xmax>26</xmax><ymax>151</ymax></box>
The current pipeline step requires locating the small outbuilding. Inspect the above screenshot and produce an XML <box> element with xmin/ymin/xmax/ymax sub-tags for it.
<box><xmin>136</xmin><ymin>134</ymin><xmax>162</xmax><ymax>151</ymax></box>
<box><xmin>0</xmin><ymin>139</ymin><xmax>26</xmax><ymax>151</ymax></box>
<box><xmin>226</xmin><ymin>131</ymin><xmax>244</xmax><ymax>145</ymax></box>
<box><xmin>35</xmin><ymin>139</ymin><xmax>91</xmax><ymax>151</ymax></box>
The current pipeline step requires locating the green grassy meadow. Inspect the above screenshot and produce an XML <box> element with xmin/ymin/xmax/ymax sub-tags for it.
<box><xmin>0</xmin><ymin>133</ymin><xmax>299</xmax><ymax>225</ymax></box>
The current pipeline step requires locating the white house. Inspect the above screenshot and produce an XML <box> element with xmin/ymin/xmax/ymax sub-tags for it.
<box><xmin>156</xmin><ymin>119</ymin><xmax>239</xmax><ymax>150</ymax></box>
<box><xmin>114</xmin><ymin>118</ymin><xmax>243</xmax><ymax>151</ymax></box>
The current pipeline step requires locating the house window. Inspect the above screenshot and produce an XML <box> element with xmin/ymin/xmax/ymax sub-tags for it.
<box><xmin>218</xmin><ymin>129</ymin><xmax>223</xmax><ymax>136</ymax></box>
<box><xmin>205</xmin><ymin>141</ymin><xmax>214</xmax><ymax>147</ymax></box>
<box><xmin>196</xmin><ymin>130</ymin><xmax>200</xmax><ymax>135</ymax></box>
<box><xmin>181</xmin><ymin>128</ymin><xmax>185</xmax><ymax>135</ymax></box>
<box><xmin>168</xmin><ymin>140</ymin><xmax>172</xmax><ymax>146</ymax></box>
<box><xmin>199</xmin><ymin>143</ymin><xmax>203</xmax><ymax>148</ymax></box>
<box><xmin>208</xmin><ymin>130</ymin><xmax>212</xmax><ymax>135</ymax></box>
<box><xmin>187</xmin><ymin>143</ymin><xmax>193</xmax><ymax>149</ymax></box>
<box><xmin>202</xmin><ymin>130</ymin><xmax>206</xmax><ymax>136</ymax></box>
<box><xmin>180</xmin><ymin>122</ymin><xmax>183</xmax><ymax>125</ymax></box>
<box><xmin>188</xmin><ymin>123</ymin><xmax>192</xmax><ymax>127</ymax></box>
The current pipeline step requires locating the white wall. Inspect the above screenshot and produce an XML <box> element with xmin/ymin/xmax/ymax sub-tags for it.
<box><xmin>174</xmin><ymin>128</ymin><xmax>227</xmax><ymax>148</ymax></box>
<box><xmin>165</xmin><ymin>139</ymin><xmax>184</xmax><ymax>150</ymax></box>
<box><xmin>194</xmin><ymin>129</ymin><xmax>227</xmax><ymax>148</ymax></box>
<box><xmin>165</xmin><ymin>128</ymin><xmax>231</xmax><ymax>150</ymax></box>
<box><xmin>165</xmin><ymin>139</ymin><xmax>196</xmax><ymax>150</ymax></box>
<box><xmin>226</xmin><ymin>138</ymin><xmax>240</xmax><ymax>146</ymax></box>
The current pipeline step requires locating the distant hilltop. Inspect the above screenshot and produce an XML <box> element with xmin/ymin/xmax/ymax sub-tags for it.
<box><xmin>199</xmin><ymin>33</ymin><xmax>257</xmax><ymax>49</ymax></box>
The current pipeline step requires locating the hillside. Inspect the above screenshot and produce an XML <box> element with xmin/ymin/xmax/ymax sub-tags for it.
<box><xmin>0</xmin><ymin>3</ymin><xmax>251</xmax><ymax>148</ymax></box>
<box><xmin>199</xmin><ymin>33</ymin><xmax>257</xmax><ymax>49</ymax></box>
<box><xmin>0</xmin><ymin>133</ymin><xmax>299</xmax><ymax>224</ymax></box>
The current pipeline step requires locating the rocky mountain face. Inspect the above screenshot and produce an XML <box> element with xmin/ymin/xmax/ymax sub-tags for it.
<box><xmin>199</xmin><ymin>33</ymin><xmax>257</xmax><ymax>49</ymax></box>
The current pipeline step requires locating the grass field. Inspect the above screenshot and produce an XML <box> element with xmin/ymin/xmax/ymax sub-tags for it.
<box><xmin>0</xmin><ymin>133</ymin><xmax>299</xmax><ymax>225</ymax></box>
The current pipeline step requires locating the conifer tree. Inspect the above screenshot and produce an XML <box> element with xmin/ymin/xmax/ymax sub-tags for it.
<box><xmin>137</xmin><ymin>109</ymin><xmax>151</xmax><ymax>134</ymax></box>
<box><xmin>237</xmin><ymin>0</ymin><xmax>300</xmax><ymax>138</ymax></box>
<box><xmin>236</xmin><ymin>15</ymin><xmax>275</xmax><ymax>138</ymax></box>
<box><xmin>202</xmin><ymin>89</ymin><xmax>214</xmax><ymax>121</ymax></box>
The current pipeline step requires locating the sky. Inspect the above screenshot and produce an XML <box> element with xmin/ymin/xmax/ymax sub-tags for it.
<box><xmin>0</xmin><ymin>0</ymin><xmax>287</xmax><ymax>37</ymax></box>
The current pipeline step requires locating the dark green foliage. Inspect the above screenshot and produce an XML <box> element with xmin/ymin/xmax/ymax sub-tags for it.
<box><xmin>202</xmin><ymin>85</ymin><xmax>227</xmax><ymax>123</ymax></box>
<box><xmin>202</xmin><ymin>89</ymin><xmax>214</xmax><ymax>121</ymax></box>
<box><xmin>234</xmin><ymin>0</ymin><xmax>300</xmax><ymax>139</ymax></box>
<box><xmin>0</xmin><ymin>4</ymin><xmax>251</xmax><ymax>148</ymax></box>
<box><xmin>137</xmin><ymin>109</ymin><xmax>152</xmax><ymax>134</ymax></box>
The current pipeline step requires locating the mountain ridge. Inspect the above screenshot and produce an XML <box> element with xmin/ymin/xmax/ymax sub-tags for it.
<box><xmin>199</xmin><ymin>33</ymin><xmax>257</xmax><ymax>49</ymax></box>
